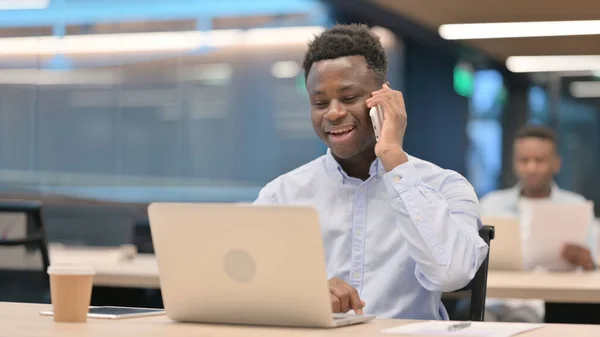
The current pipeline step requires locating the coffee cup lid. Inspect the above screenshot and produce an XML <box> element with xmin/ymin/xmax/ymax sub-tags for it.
<box><xmin>47</xmin><ymin>264</ymin><xmax>95</xmax><ymax>276</ymax></box>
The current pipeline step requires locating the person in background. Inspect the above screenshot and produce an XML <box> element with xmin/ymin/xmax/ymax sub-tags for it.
<box><xmin>253</xmin><ymin>23</ymin><xmax>489</xmax><ymax>320</ymax></box>
<box><xmin>480</xmin><ymin>125</ymin><xmax>598</xmax><ymax>322</ymax></box>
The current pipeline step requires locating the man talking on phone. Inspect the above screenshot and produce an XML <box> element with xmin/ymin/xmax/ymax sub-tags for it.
<box><xmin>254</xmin><ymin>24</ymin><xmax>488</xmax><ymax>320</ymax></box>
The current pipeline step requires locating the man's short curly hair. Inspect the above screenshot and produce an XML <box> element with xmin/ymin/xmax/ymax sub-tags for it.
<box><xmin>302</xmin><ymin>23</ymin><xmax>387</xmax><ymax>84</ymax></box>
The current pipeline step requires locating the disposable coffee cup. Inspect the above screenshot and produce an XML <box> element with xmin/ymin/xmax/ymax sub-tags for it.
<box><xmin>47</xmin><ymin>264</ymin><xmax>95</xmax><ymax>323</ymax></box>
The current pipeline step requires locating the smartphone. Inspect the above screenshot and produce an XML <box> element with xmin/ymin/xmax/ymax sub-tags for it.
<box><xmin>39</xmin><ymin>306</ymin><xmax>165</xmax><ymax>320</ymax></box>
<box><xmin>370</xmin><ymin>105</ymin><xmax>384</xmax><ymax>141</ymax></box>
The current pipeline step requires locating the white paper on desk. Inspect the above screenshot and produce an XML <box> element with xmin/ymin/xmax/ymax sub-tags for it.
<box><xmin>519</xmin><ymin>200</ymin><xmax>593</xmax><ymax>271</ymax></box>
<box><xmin>382</xmin><ymin>321</ymin><xmax>544</xmax><ymax>337</ymax></box>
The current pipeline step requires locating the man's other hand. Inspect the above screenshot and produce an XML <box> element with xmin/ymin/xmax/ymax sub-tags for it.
<box><xmin>328</xmin><ymin>278</ymin><xmax>365</xmax><ymax>314</ymax></box>
<box><xmin>562</xmin><ymin>243</ymin><xmax>595</xmax><ymax>270</ymax></box>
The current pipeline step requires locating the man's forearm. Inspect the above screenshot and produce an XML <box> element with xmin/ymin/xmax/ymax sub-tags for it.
<box><xmin>382</xmin><ymin>162</ymin><xmax>489</xmax><ymax>292</ymax></box>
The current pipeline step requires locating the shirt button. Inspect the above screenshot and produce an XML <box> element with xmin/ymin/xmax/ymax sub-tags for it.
<box><xmin>393</xmin><ymin>176</ymin><xmax>401</xmax><ymax>182</ymax></box>
<box><xmin>355</xmin><ymin>229</ymin><xmax>362</xmax><ymax>236</ymax></box>
<box><xmin>353</xmin><ymin>272</ymin><xmax>361</xmax><ymax>279</ymax></box>
<box><xmin>415</xmin><ymin>215</ymin><xmax>422</xmax><ymax>221</ymax></box>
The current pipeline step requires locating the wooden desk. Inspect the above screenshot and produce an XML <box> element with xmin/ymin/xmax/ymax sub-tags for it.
<box><xmin>486</xmin><ymin>270</ymin><xmax>600</xmax><ymax>303</ymax></box>
<box><xmin>21</xmin><ymin>249</ymin><xmax>600</xmax><ymax>303</ymax></box>
<box><xmin>89</xmin><ymin>255</ymin><xmax>600</xmax><ymax>304</ymax></box>
<box><xmin>91</xmin><ymin>254</ymin><xmax>159</xmax><ymax>288</ymax></box>
<box><xmin>18</xmin><ymin>246</ymin><xmax>161</xmax><ymax>288</ymax></box>
<box><xmin>4</xmin><ymin>302</ymin><xmax>600</xmax><ymax>337</ymax></box>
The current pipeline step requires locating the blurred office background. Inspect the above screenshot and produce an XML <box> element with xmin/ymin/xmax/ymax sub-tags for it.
<box><xmin>1</xmin><ymin>0</ymin><xmax>599</xmax><ymax>305</ymax></box>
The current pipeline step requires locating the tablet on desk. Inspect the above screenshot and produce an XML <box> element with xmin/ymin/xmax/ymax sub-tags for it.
<box><xmin>40</xmin><ymin>306</ymin><xmax>165</xmax><ymax>319</ymax></box>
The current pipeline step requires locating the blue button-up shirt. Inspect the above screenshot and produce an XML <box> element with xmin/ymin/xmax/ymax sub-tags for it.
<box><xmin>254</xmin><ymin>149</ymin><xmax>489</xmax><ymax>320</ymax></box>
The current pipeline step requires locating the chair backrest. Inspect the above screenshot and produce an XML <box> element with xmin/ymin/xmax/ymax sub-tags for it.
<box><xmin>452</xmin><ymin>225</ymin><xmax>495</xmax><ymax>321</ymax></box>
<box><xmin>0</xmin><ymin>201</ymin><xmax>50</xmax><ymax>270</ymax></box>
<box><xmin>0</xmin><ymin>201</ymin><xmax>51</xmax><ymax>303</ymax></box>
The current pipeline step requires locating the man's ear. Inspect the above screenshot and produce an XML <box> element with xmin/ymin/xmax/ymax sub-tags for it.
<box><xmin>553</xmin><ymin>154</ymin><xmax>562</xmax><ymax>175</ymax></box>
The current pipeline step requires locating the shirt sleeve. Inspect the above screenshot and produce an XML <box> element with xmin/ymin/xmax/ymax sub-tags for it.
<box><xmin>253</xmin><ymin>183</ymin><xmax>280</xmax><ymax>205</ymax></box>
<box><xmin>382</xmin><ymin>161</ymin><xmax>489</xmax><ymax>292</ymax></box>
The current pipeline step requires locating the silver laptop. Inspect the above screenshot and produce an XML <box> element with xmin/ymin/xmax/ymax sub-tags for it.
<box><xmin>483</xmin><ymin>216</ymin><xmax>525</xmax><ymax>270</ymax></box>
<box><xmin>147</xmin><ymin>202</ymin><xmax>375</xmax><ymax>328</ymax></box>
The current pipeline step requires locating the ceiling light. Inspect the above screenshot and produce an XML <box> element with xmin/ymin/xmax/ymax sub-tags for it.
<box><xmin>439</xmin><ymin>20</ymin><xmax>600</xmax><ymax>40</ymax></box>
<box><xmin>244</xmin><ymin>26</ymin><xmax>324</xmax><ymax>45</ymax></box>
<box><xmin>506</xmin><ymin>55</ymin><xmax>600</xmax><ymax>73</ymax></box>
<box><xmin>570</xmin><ymin>81</ymin><xmax>600</xmax><ymax>98</ymax></box>
<box><xmin>0</xmin><ymin>26</ymin><xmax>394</xmax><ymax>57</ymax></box>
<box><xmin>0</xmin><ymin>0</ymin><xmax>49</xmax><ymax>10</ymax></box>
<box><xmin>270</xmin><ymin>61</ymin><xmax>300</xmax><ymax>79</ymax></box>
<box><xmin>0</xmin><ymin>69</ymin><xmax>119</xmax><ymax>85</ymax></box>
<box><xmin>0</xmin><ymin>26</ymin><xmax>325</xmax><ymax>56</ymax></box>
<box><xmin>186</xmin><ymin>63</ymin><xmax>233</xmax><ymax>82</ymax></box>
<box><xmin>0</xmin><ymin>31</ymin><xmax>206</xmax><ymax>55</ymax></box>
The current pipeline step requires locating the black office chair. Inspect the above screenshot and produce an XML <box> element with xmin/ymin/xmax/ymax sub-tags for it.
<box><xmin>447</xmin><ymin>225</ymin><xmax>495</xmax><ymax>321</ymax></box>
<box><xmin>0</xmin><ymin>200</ymin><xmax>51</xmax><ymax>303</ymax></box>
<box><xmin>132</xmin><ymin>218</ymin><xmax>154</xmax><ymax>254</ymax></box>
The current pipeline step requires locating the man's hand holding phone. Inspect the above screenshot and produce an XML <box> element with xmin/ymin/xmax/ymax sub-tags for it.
<box><xmin>366</xmin><ymin>83</ymin><xmax>409</xmax><ymax>171</ymax></box>
<box><xmin>328</xmin><ymin>278</ymin><xmax>365</xmax><ymax>314</ymax></box>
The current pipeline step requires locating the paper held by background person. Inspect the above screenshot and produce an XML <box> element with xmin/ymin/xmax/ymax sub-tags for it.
<box><xmin>520</xmin><ymin>200</ymin><xmax>594</xmax><ymax>271</ymax></box>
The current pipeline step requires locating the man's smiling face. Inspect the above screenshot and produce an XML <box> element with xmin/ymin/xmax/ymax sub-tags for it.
<box><xmin>306</xmin><ymin>55</ymin><xmax>379</xmax><ymax>160</ymax></box>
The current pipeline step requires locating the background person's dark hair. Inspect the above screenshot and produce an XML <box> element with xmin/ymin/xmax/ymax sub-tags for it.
<box><xmin>514</xmin><ymin>125</ymin><xmax>558</xmax><ymax>151</ymax></box>
<box><xmin>302</xmin><ymin>23</ymin><xmax>387</xmax><ymax>84</ymax></box>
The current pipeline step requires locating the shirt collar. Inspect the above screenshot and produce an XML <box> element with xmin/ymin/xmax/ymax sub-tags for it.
<box><xmin>511</xmin><ymin>181</ymin><xmax>560</xmax><ymax>200</ymax></box>
<box><xmin>324</xmin><ymin>148</ymin><xmax>385</xmax><ymax>184</ymax></box>
<box><xmin>506</xmin><ymin>181</ymin><xmax>561</xmax><ymax>214</ymax></box>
